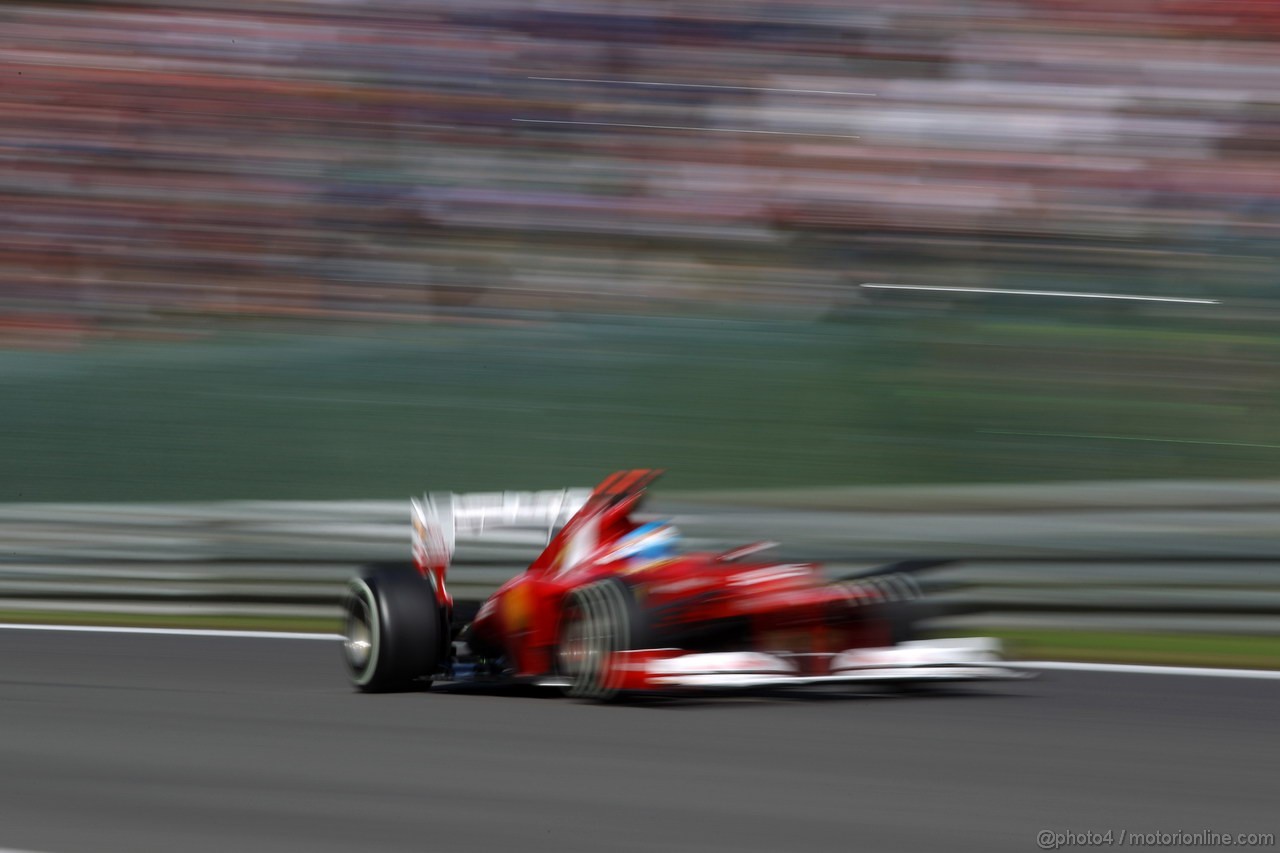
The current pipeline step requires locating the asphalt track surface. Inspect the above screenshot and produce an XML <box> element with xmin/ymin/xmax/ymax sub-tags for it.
<box><xmin>1</xmin><ymin>630</ymin><xmax>1276</xmax><ymax>853</ymax></box>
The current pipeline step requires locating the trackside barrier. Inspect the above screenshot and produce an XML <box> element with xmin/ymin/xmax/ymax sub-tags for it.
<box><xmin>0</xmin><ymin>499</ymin><xmax>1276</xmax><ymax>633</ymax></box>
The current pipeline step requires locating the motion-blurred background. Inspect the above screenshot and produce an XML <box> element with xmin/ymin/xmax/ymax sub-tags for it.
<box><xmin>2</xmin><ymin>0</ymin><xmax>1278</xmax><ymax>662</ymax></box>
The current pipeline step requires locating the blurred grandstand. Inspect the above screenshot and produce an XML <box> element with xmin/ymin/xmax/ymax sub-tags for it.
<box><xmin>3</xmin><ymin>0</ymin><xmax>1278</xmax><ymax>338</ymax></box>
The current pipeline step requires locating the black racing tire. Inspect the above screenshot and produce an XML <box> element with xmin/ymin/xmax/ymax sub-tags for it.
<box><xmin>555</xmin><ymin>578</ymin><xmax>641</xmax><ymax>701</ymax></box>
<box><xmin>343</xmin><ymin>562</ymin><xmax>444</xmax><ymax>693</ymax></box>
<box><xmin>882</xmin><ymin>599</ymin><xmax>919</xmax><ymax>645</ymax></box>
<box><xmin>836</xmin><ymin>573</ymin><xmax>922</xmax><ymax>645</ymax></box>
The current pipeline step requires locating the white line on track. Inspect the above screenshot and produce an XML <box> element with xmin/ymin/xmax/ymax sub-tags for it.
<box><xmin>2</xmin><ymin>624</ymin><xmax>1276</xmax><ymax>681</ymax></box>
<box><xmin>1018</xmin><ymin>661</ymin><xmax>1280</xmax><ymax>680</ymax></box>
<box><xmin>512</xmin><ymin>118</ymin><xmax>861</xmax><ymax>139</ymax></box>
<box><xmin>527</xmin><ymin>76</ymin><xmax>878</xmax><ymax>97</ymax></box>
<box><xmin>860</xmin><ymin>283</ymin><xmax>1219</xmax><ymax>304</ymax></box>
<box><xmin>0</xmin><ymin>623</ymin><xmax>339</xmax><ymax>641</ymax></box>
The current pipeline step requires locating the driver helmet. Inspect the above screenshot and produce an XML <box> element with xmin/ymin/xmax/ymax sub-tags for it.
<box><xmin>612</xmin><ymin>520</ymin><xmax>680</xmax><ymax>562</ymax></box>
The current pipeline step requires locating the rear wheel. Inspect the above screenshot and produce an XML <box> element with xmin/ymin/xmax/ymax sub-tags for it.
<box><xmin>343</xmin><ymin>563</ymin><xmax>444</xmax><ymax>692</ymax></box>
<box><xmin>556</xmin><ymin>578</ymin><xmax>640</xmax><ymax>701</ymax></box>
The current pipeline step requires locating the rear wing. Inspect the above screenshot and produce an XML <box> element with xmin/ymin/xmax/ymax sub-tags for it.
<box><xmin>411</xmin><ymin>488</ymin><xmax>592</xmax><ymax>574</ymax></box>
<box><xmin>532</xmin><ymin>468</ymin><xmax>665</xmax><ymax>574</ymax></box>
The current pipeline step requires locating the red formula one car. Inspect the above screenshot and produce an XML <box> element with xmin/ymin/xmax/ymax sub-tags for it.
<box><xmin>341</xmin><ymin>470</ymin><xmax>1021</xmax><ymax>698</ymax></box>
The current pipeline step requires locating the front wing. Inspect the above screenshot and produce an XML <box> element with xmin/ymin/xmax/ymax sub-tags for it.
<box><xmin>572</xmin><ymin>638</ymin><xmax>1029</xmax><ymax>692</ymax></box>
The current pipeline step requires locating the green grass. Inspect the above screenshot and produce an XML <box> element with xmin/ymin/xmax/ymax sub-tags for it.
<box><xmin>976</xmin><ymin>628</ymin><xmax>1280</xmax><ymax>670</ymax></box>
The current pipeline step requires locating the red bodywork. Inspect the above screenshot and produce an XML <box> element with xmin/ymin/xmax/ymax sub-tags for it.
<box><xmin>455</xmin><ymin>470</ymin><xmax>899</xmax><ymax>685</ymax></box>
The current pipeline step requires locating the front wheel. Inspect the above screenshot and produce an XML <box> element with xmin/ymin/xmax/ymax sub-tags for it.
<box><xmin>343</xmin><ymin>563</ymin><xmax>444</xmax><ymax>693</ymax></box>
<box><xmin>555</xmin><ymin>578</ymin><xmax>640</xmax><ymax>701</ymax></box>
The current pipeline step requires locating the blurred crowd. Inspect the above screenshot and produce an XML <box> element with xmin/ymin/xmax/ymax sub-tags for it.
<box><xmin>2</xmin><ymin>0</ymin><xmax>1278</xmax><ymax>333</ymax></box>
